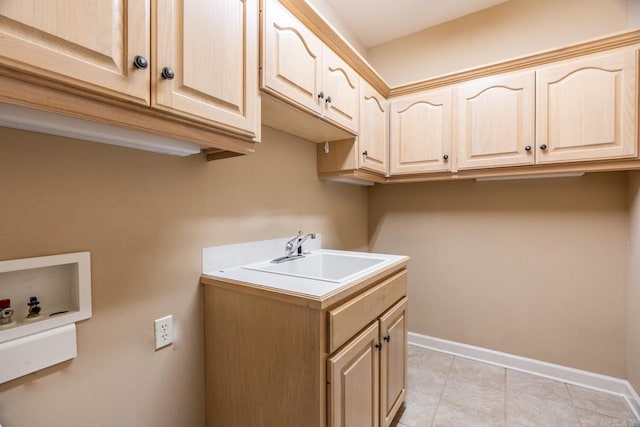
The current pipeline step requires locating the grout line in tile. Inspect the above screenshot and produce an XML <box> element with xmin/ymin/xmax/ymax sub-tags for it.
<box><xmin>504</xmin><ymin>368</ymin><xmax>508</xmax><ymax>426</ymax></box>
<box><xmin>565</xmin><ymin>382</ymin><xmax>586</xmax><ymax>427</ymax></box>
<box><xmin>428</xmin><ymin>354</ymin><xmax>456</xmax><ymax>427</ymax></box>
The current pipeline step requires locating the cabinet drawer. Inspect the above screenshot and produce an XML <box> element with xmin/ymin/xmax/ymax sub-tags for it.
<box><xmin>328</xmin><ymin>270</ymin><xmax>407</xmax><ymax>353</ymax></box>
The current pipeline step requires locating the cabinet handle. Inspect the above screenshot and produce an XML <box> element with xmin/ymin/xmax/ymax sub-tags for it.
<box><xmin>443</xmin><ymin>154</ymin><xmax>449</xmax><ymax>161</ymax></box>
<box><xmin>540</xmin><ymin>144</ymin><xmax>548</xmax><ymax>151</ymax></box>
<box><xmin>375</xmin><ymin>343</ymin><xmax>382</xmax><ymax>351</ymax></box>
<box><xmin>133</xmin><ymin>55</ymin><xmax>148</xmax><ymax>69</ymax></box>
<box><xmin>362</xmin><ymin>150</ymin><xmax>368</xmax><ymax>156</ymax></box>
<box><xmin>161</xmin><ymin>67</ymin><xmax>175</xmax><ymax>80</ymax></box>
<box><xmin>383</xmin><ymin>335</ymin><xmax>391</xmax><ymax>343</ymax></box>
<box><xmin>525</xmin><ymin>145</ymin><xmax>532</xmax><ymax>152</ymax></box>
<box><xmin>317</xmin><ymin>92</ymin><xmax>324</xmax><ymax>100</ymax></box>
<box><xmin>325</xmin><ymin>96</ymin><xmax>332</xmax><ymax>104</ymax></box>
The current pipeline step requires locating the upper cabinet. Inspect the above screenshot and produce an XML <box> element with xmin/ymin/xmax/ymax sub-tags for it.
<box><xmin>384</xmin><ymin>45</ymin><xmax>639</xmax><ymax>180</ymax></box>
<box><xmin>262</xmin><ymin>0</ymin><xmax>322</xmax><ymax>115</ymax></box>
<box><xmin>359</xmin><ymin>80</ymin><xmax>389</xmax><ymax>175</ymax></box>
<box><xmin>0</xmin><ymin>0</ymin><xmax>260</xmax><ymax>155</ymax></box>
<box><xmin>321</xmin><ymin>47</ymin><xmax>360</xmax><ymax>133</ymax></box>
<box><xmin>261</xmin><ymin>0</ymin><xmax>359</xmax><ymax>135</ymax></box>
<box><xmin>454</xmin><ymin>71</ymin><xmax>535</xmax><ymax>170</ymax></box>
<box><xmin>0</xmin><ymin>0</ymin><xmax>150</xmax><ymax>104</ymax></box>
<box><xmin>316</xmin><ymin>79</ymin><xmax>387</xmax><ymax>182</ymax></box>
<box><xmin>536</xmin><ymin>50</ymin><xmax>638</xmax><ymax>164</ymax></box>
<box><xmin>390</xmin><ymin>88</ymin><xmax>453</xmax><ymax>175</ymax></box>
<box><xmin>153</xmin><ymin>0</ymin><xmax>259</xmax><ymax>135</ymax></box>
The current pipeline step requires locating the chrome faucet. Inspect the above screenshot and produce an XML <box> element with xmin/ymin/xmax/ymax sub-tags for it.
<box><xmin>272</xmin><ymin>231</ymin><xmax>316</xmax><ymax>263</ymax></box>
<box><xmin>286</xmin><ymin>231</ymin><xmax>316</xmax><ymax>257</ymax></box>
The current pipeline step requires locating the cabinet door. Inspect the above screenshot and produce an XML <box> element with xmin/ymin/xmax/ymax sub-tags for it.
<box><xmin>359</xmin><ymin>80</ymin><xmax>389</xmax><ymax>175</ymax></box>
<box><xmin>536</xmin><ymin>49</ymin><xmax>638</xmax><ymax>164</ymax></box>
<box><xmin>262</xmin><ymin>0</ymin><xmax>322</xmax><ymax>115</ymax></box>
<box><xmin>379</xmin><ymin>298</ymin><xmax>407</xmax><ymax>427</ymax></box>
<box><xmin>322</xmin><ymin>46</ymin><xmax>360</xmax><ymax>133</ymax></box>
<box><xmin>390</xmin><ymin>88</ymin><xmax>452</xmax><ymax>175</ymax></box>
<box><xmin>0</xmin><ymin>0</ymin><xmax>149</xmax><ymax>104</ymax></box>
<box><xmin>154</xmin><ymin>0</ymin><xmax>259</xmax><ymax>136</ymax></box>
<box><xmin>328</xmin><ymin>322</ymin><xmax>380</xmax><ymax>427</ymax></box>
<box><xmin>455</xmin><ymin>71</ymin><xmax>535</xmax><ymax>170</ymax></box>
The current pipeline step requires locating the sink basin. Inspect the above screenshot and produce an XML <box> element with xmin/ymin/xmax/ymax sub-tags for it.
<box><xmin>243</xmin><ymin>252</ymin><xmax>387</xmax><ymax>283</ymax></box>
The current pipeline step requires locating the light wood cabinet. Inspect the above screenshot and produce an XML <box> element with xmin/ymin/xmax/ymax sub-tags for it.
<box><xmin>390</xmin><ymin>88</ymin><xmax>453</xmax><ymax>174</ymax></box>
<box><xmin>262</xmin><ymin>0</ymin><xmax>322</xmax><ymax>115</ymax></box>
<box><xmin>328</xmin><ymin>322</ymin><xmax>380</xmax><ymax>427</ymax></box>
<box><xmin>321</xmin><ymin>46</ymin><xmax>360</xmax><ymax>132</ymax></box>
<box><xmin>0</xmin><ymin>0</ymin><xmax>260</xmax><ymax>153</ymax></box>
<box><xmin>328</xmin><ymin>297</ymin><xmax>408</xmax><ymax>427</ymax></box>
<box><xmin>536</xmin><ymin>49</ymin><xmax>638</xmax><ymax>164</ymax></box>
<box><xmin>379</xmin><ymin>298</ymin><xmax>408</xmax><ymax>427</ymax></box>
<box><xmin>153</xmin><ymin>0</ymin><xmax>259</xmax><ymax>135</ymax></box>
<box><xmin>316</xmin><ymin>79</ymin><xmax>388</xmax><ymax>181</ymax></box>
<box><xmin>262</xmin><ymin>0</ymin><xmax>359</xmax><ymax>135</ymax></box>
<box><xmin>454</xmin><ymin>71</ymin><xmax>536</xmax><ymax>170</ymax></box>
<box><xmin>201</xmin><ymin>265</ymin><xmax>408</xmax><ymax>427</ymax></box>
<box><xmin>359</xmin><ymin>80</ymin><xmax>389</xmax><ymax>175</ymax></box>
<box><xmin>0</xmin><ymin>0</ymin><xmax>150</xmax><ymax>104</ymax></box>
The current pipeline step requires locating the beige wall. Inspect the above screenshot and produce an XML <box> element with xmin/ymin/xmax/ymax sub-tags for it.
<box><xmin>305</xmin><ymin>0</ymin><xmax>369</xmax><ymax>58</ymax></box>
<box><xmin>369</xmin><ymin>173</ymin><xmax>629</xmax><ymax>377</ymax></box>
<box><xmin>627</xmin><ymin>171</ymin><xmax>640</xmax><ymax>391</ymax></box>
<box><xmin>368</xmin><ymin>0</ymin><xmax>633</xmax><ymax>86</ymax></box>
<box><xmin>0</xmin><ymin>126</ymin><xmax>368</xmax><ymax>427</ymax></box>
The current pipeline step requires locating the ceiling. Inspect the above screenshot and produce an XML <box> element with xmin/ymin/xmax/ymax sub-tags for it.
<box><xmin>323</xmin><ymin>0</ymin><xmax>511</xmax><ymax>48</ymax></box>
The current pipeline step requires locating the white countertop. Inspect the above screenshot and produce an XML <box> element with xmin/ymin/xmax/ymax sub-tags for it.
<box><xmin>202</xmin><ymin>239</ymin><xmax>408</xmax><ymax>298</ymax></box>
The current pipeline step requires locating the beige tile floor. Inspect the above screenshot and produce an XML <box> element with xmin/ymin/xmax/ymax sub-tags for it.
<box><xmin>392</xmin><ymin>345</ymin><xmax>640</xmax><ymax>427</ymax></box>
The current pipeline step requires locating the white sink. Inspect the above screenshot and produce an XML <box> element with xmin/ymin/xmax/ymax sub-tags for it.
<box><xmin>243</xmin><ymin>252</ymin><xmax>387</xmax><ymax>283</ymax></box>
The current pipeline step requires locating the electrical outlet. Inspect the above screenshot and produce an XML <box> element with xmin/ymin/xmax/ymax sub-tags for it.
<box><xmin>154</xmin><ymin>315</ymin><xmax>174</xmax><ymax>350</ymax></box>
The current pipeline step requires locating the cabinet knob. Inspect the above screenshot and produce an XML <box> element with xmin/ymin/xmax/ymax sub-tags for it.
<box><xmin>362</xmin><ymin>150</ymin><xmax>368</xmax><ymax>156</ymax></box>
<box><xmin>325</xmin><ymin>96</ymin><xmax>332</xmax><ymax>104</ymax></box>
<box><xmin>383</xmin><ymin>335</ymin><xmax>391</xmax><ymax>343</ymax></box>
<box><xmin>317</xmin><ymin>92</ymin><xmax>324</xmax><ymax>100</ymax></box>
<box><xmin>540</xmin><ymin>144</ymin><xmax>548</xmax><ymax>151</ymax></box>
<box><xmin>133</xmin><ymin>55</ymin><xmax>148</xmax><ymax>69</ymax></box>
<box><xmin>375</xmin><ymin>343</ymin><xmax>382</xmax><ymax>351</ymax></box>
<box><xmin>443</xmin><ymin>154</ymin><xmax>449</xmax><ymax>161</ymax></box>
<box><xmin>161</xmin><ymin>67</ymin><xmax>175</xmax><ymax>80</ymax></box>
<box><xmin>525</xmin><ymin>145</ymin><xmax>532</xmax><ymax>152</ymax></box>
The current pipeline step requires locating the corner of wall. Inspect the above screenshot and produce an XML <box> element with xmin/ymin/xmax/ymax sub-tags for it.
<box><xmin>627</xmin><ymin>171</ymin><xmax>640</xmax><ymax>393</ymax></box>
<box><xmin>628</xmin><ymin>0</ymin><xmax>640</xmax><ymax>28</ymax></box>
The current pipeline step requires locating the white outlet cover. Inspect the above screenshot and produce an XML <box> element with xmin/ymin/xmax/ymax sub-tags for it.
<box><xmin>154</xmin><ymin>315</ymin><xmax>174</xmax><ymax>350</ymax></box>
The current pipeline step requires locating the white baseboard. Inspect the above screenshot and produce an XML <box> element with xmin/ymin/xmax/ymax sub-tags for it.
<box><xmin>408</xmin><ymin>332</ymin><xmax>640</xmax><ymax>420</ymax></box>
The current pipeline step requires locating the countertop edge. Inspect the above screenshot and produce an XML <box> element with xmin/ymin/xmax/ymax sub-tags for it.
<box><xmin>200</xmin><ymin>257</ymin><xmax>410</xmax><ymax>310</ymax></box>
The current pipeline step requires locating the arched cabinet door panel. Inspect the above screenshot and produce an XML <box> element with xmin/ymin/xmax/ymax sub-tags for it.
<box><xmin>321</xmin><ymin>46</ymin><xmax>359</xmax><ymax>132</ymax></box>
<box><xmin>455</xmin><ymin>71</ymin><xmax>535</xmax><ymax>170</ymax></box>
<box><xmin>359</xmin><ymin>80</ymin><xmax>389</xmax><ymax>174</ymax></box>
<box><xmin>390</xmin><ymin>88</ymin><xmax>453</xmax><ymax>174</ymax></box>
<box><xmin>262</xmin><ymin>0</ymin><xmax>322</xmax><ymax>115</ymax></box>
<box><xmin>536</xmin><ymin>49</ymin><xmax>638</xmax><ymax>164</ymax></box>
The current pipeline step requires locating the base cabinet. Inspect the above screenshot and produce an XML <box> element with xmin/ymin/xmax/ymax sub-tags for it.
<box><xmin>328</xmin><ymin>322</ymin><xmax>381</xmax><ymax>427</ymax></box>
<box><xmin>202</xmin><ymin>267</ymin><xmax>407</xmax><ymax>427</ymax></box>
<box><xmin>379</xmin><ymin>299</ymin><xmax>408</xmax><ymax>426</ymax></box>
<box><xmin>328</xmin><ymin>298</ymin><xmax>408</xmax><ymax>427</ymax></box>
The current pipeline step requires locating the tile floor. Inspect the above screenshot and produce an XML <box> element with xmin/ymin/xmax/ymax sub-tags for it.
<box><xmin>392</xmin><ymin>344</ymin><xmax>640</xmax><ymax>427</ymax></box>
